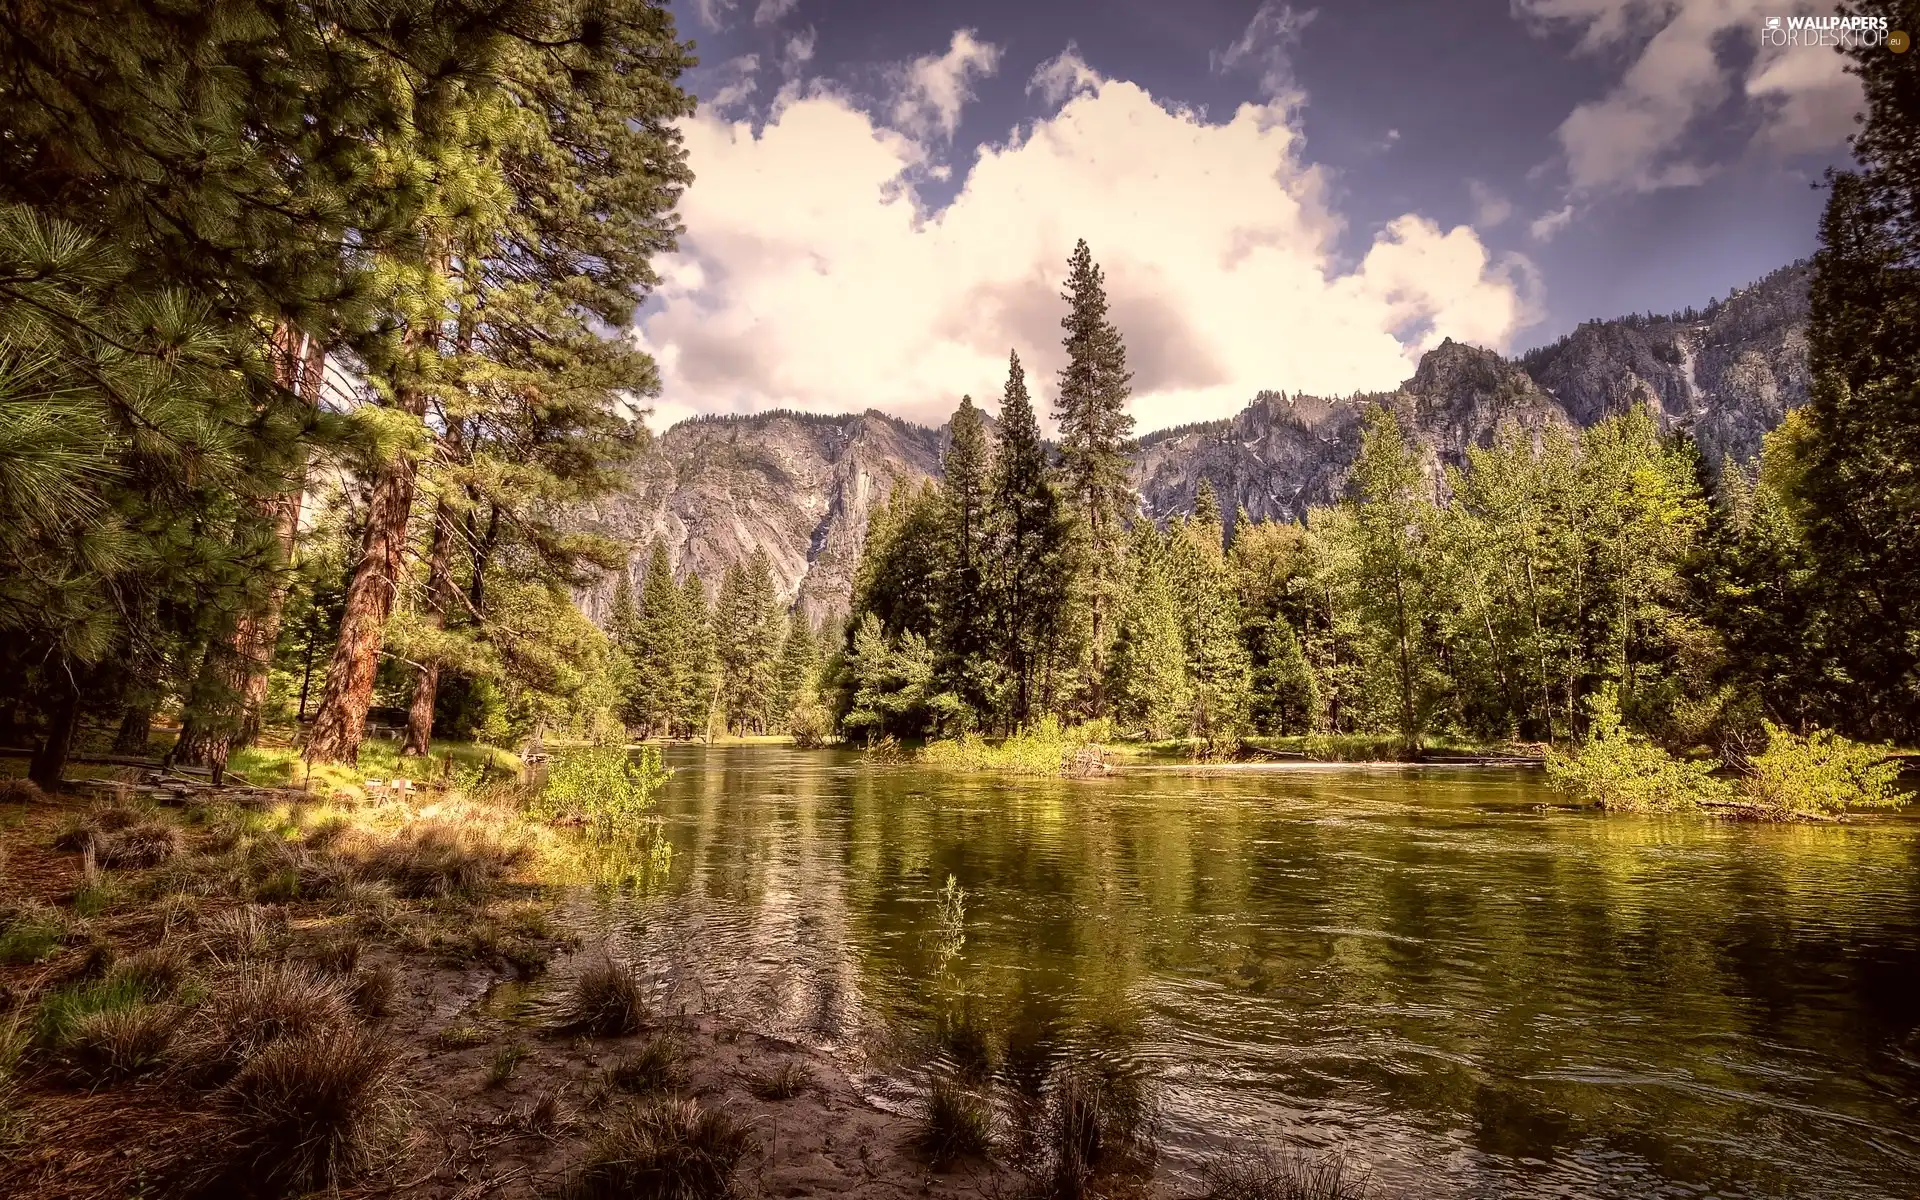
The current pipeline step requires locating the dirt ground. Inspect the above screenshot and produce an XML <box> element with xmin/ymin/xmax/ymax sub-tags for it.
<box><xmin>0</xmin><ymin>784</ymin><xmax>1025</xmax><ymax>1200</ymax></box>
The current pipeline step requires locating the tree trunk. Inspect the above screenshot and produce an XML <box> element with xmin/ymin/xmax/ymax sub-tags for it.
<box><xmin>303</xmin><ymin>422</ymin><xmax>426</xmax><ymax>764</ymax></box>
<box><xmin>402</xmin><ymin>496</ymin><xmax>459</xmax><ymax>757</ymax></box>
<box><xmin>174</xmin><ymin>326</ymin><xmax>324</xmax><ymax>763</ymax></box>
<box><xmin>29</xmin><ymin>687</ymin><xmax>80</xmax><ymax>790</ymax></box>
<box><xmin>112</xmin><ymin>700</ymin><xmax>154</xmax><ymax>755</ymax></box>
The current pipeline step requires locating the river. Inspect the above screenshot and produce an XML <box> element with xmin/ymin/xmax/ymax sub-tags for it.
<box><xmin>564</xmin><ymin>746</ymin><xmax>1920</xmax><ymax>1199</ymax></box>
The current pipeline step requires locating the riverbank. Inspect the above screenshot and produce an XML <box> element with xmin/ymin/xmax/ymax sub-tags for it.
<box><xmin>0</xmin><ymin>774</ymin><xmax>1026</xmax><ymax>1200</ymax></box>
<box><xmin>0</xmin><ymin>764</ymin><xmax>1376</xmax><ymax>1200</ymax></box>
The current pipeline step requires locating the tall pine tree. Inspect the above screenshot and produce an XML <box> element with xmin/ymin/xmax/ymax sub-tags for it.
<box><xmin>1054</xmin><ymin>240</ymin><xmax>1136</xmax><ymax>712</ymax></box>
<box><xmin>987</xmin><ymin>351</ymin><xmax>1073</xmax><ymax>727</ymax></box>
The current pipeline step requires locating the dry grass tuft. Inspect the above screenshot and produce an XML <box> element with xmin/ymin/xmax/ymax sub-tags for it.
<box><xmin>0</xmin><ymin>778</ymin><xmax>44</xmax><ymax>804</ymax></box>
<box><xmin>558</xmin><ymin>958</ymin><xmax>646</xmax><ymax>1037</ymax></box>
<box><xmin>486</xmin><ymin>1041</ymin><xmax>530</xmax><ymax>1088</ymax></box>
<box><xmin>919</xmin><ymin>1072</ymin><xmax>994</xmax><ymax>1167</ymax></box>
<box><xmin>203</xmin><ymin>1025</ymin><xmax>404</xmax><ymax>1197</ymax></box>
<box><xmin>1018</xmin><ymin>1060</ymin><xmax>1157</xmax><ymax>1200</ymax></box>
<box><xmin>58</xmin><ymin>1004</ymin><xmax>178</xmax><ymax>1081</ymax></box>
<box><xmin>556</xmin><ymin>1097</ymin><xmax>755</xmax><ymax>1200</ymax></box>
<box><xmin>95</xmin><ymin>821</ymin><xmax>185</xmax><ymax>868</ymax></box>
<box><xmin>607</xmin><ymin>1035</ymin><xmax>684</xmax><ymax>1095</ymax></box>
<box><xmin>745</xmin><ymin>1059</ymin><xmax>810</xmax><ymax>1101</ymax></box>
<box><xmin>199</xmin><ymin>904</ymin><xmax>281</xmax><ymax>963</ymax></box>
<box><xmin>174</xmin><ymin>961</ymin><xmax>353</xmax><ymax>1083</ymax></box>
<box><xmin>352</xmin><ymin>822</ymin><xmax>533</xmax><ymax>899</ymax></box>
<box><xmin>109</xmin><ymin>943</ymin><xmax>190</xmax><ymax>999</ymax></box>
<box><xmin>348</xmin><ymin>964</ymin><xmax>396</xmax><ymax>1022</ymax></box>
<box><xmin>1193</xmin><ymin>1146</ymin><xmax>1379</xmax><ymax>1200</ymax></box>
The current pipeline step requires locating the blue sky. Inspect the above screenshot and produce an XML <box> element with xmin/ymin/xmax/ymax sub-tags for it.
<box><xmin>637</xmin><ymin>0</ymin><xmax>1859</xmax><ymax>432</ymax></box>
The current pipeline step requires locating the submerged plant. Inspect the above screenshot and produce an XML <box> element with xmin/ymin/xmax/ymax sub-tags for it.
<box><xmin>919</xmin><ymin>1071</ymin><xmax>994</xmax><ymax>1167</ymax></box>
<box><xmin>1194</xmin><ymin>1145</ymin><xmax>1378</xmax><ymax>1200</ymax></box>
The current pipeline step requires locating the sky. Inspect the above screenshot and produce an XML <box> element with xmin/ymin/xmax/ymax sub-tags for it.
<box><xmin>633</xmin><ymin>0</ymin><xmax>1865</xmax><ymax>434</ymax></box>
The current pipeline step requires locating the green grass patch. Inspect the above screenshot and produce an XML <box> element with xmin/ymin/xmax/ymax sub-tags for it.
<box><xmin>228</xmin><ymin>736</ymin><xmax>522</xmax><ymax>793</ymax></box>
<box><xmin>921</xmin><ymin>717</ymin><xmax>1113</xmax><ymax>777</ymax></box>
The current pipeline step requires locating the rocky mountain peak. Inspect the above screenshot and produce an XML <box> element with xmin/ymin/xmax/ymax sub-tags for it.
<box><xmin>581</xmin><ymin>261</ymin><xmax>1812</xmax><ymax>624</ymax></box>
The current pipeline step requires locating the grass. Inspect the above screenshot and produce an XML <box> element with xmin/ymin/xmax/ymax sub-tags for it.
<box><xmin>558</xmin><ymin>958</ymin><xmax>647</xmax><ymax>1037</ymax></box>
<box><xmin>31</xmin><ymin>974</ymin><xmax>151</xmax><ymax>1054</ymax></box>
<box><xmin>174</xmin><ymin>961</ymin><xmax>354</xmax><ymax>1083</ymax></box>
<box><xmin>0</xmin><ymin>778</ymin><xmax>45</xmax><ymax>804</ymax></box>
<box><xmin>57</xmin><ymin>1003</ymin><xmax>178</xmax><ymax>1081</ymax></box>
<box><xmin>919</xmin><ymin>1072</ymin><xmax>994</xmax><ymax>1167</ymax></box>
<box><xmin>227</xmin><ymin>736</ymin><xmax>522</xmax><ymax>796</ymax></box>
<box><xmin>556</xmin><ymin>1097</ymin><xmax>756</xmax><ymax>1200</ymax></box>
<box><xmin>351</xmin><ymin>821</ymin><xmax>535</xmax><ymax>899</ymax></box>
<box><xmin>0</xmin><ymin>900</ymin><xmax>69</xmax><ymax>965</ymax></box>
<box><xmin>487</xmin><ymin>1041</ymin><xmax>531</xmax><ymax>1087</ymax></box>
<box><xmin>1193</xmin><ymin>1147</ymin><xmax>1379</xmax><ymax>1200</ymax></box>
<box><xmin>94</xmin><ymin>820</ymin><xmax>185</xmax><ymax>868</ymax></box>
<box><xmin>745</xmin><ymin>1059</ymin><xmax>809</xmax><ymax>1101</ymax></box>
<box><xmin>205</xmin><ymin>1026</ymin><xmax>404</xmax><ymax>1198</ymax></box>
<box><xmin>608</xmin><ymin>1035</ymin><xmax>684</xmax><ymax>1095</ymax></box>
<box><xmin>921</xmin><ymin>716</ymin><xmax>1114</xmax><ymax>777</ymax></box>
<box><xmin>434</xmin><ymin>1024</ymin><xmax>492</xmax><ymax>1051</ymax></box>
<box><xmin>1015</xmin><ymin>1059</ymin><xmax>1157</xmax><ymax>1200</ymax></box>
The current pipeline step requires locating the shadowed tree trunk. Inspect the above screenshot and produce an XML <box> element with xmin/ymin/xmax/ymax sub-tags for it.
<box><xmin>402</xmin><ymin>494</ymin><xmax>460</xmax><ymax>756</ymax></box>
<box><xmin>173</xmin><ymin>326</ymin><xmax>325</xmax><ymax>765</ymax></box>
<box><xmin>29</xmin><ymin>683</ymin><xmax>81</xmax><ymax>790</ymax></box>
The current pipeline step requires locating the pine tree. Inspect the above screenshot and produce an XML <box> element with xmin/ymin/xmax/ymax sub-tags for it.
<box><xmin>987</xmin><ymin>351</ymin><xmax>1073</xmax><ymax>727</ymax></box>
<box><xmin>1106</xmin><ymin>526</ymin><xmax>1191</xmax><ymax>740</ymax></box>
<box><xmin>677</xmin><ymin>573</ymin><xmax>720</xmax><ymax>741</ymax></box>
<box><xmin>938</xmin><ymin>395</ymin><xmax>996</xmax><ymax>718</ymax></box>
<box><xmin>1169</xmin><ymin>491</ymin><xmax>1252</xmax><ymax>749</ymax></box>
<box><xmin>1347</xmin><ymin>408</ymin><xmax>1444</xmax><ymax>752</ymax></box>
<box><xmin>772</xmin><ymin>612</ymin><xmax>821</xmax><ymax>729</ymax></box>
<box><xmin>1054</xmin><ymin>240</ymin><xmax>1137</xmax><ymax>710</ymax></box>
<box><xmin>623</xmin><ymin>540</ymin><xmax>684</xmax><ymax>737</ymax></box>
<box><xmin>1792</xmin><ymin>6</ymin><xmax>1920</xmax><ymax>738</ymax></box>
<box><xmin>305</xmin><ymin>1</ymin><xmax>695</xmax><ymax>762</ymax></box>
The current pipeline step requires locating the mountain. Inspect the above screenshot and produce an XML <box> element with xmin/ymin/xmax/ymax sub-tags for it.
<box><xmin>582</xmin><ymin>261</ymin><xmax>1812</xmax><ymax>620</ymax></box>
<box><xmin>576</xmin><ymin>410</ymin><xmax>945</xmax><ymax>626</ymax></box>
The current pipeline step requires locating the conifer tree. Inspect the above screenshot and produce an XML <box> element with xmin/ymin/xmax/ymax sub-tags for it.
<box><xmin>1347</xmin><ymin>408</ymin><xmax>1444</xmax><ymax>751</ymax></box>
<box><xmin>1793</xmin><ymin>3</ymin><xmax>1920</xmax><ymax>737</ymax></box>
<box><xmin>987</xmin><ymin>351</ymin><xmax>1073</xmax><ymax>726</ymax></box>
<box><xmin>677</xmin><ymin>573</ymin><xmax>720</xmax><ymax>741</ymax></box>
<box><xmin>626</xmin><ymin>540</ymin><xmax>686</xmax><ymax>737</ymax></box>
<box><xmin>938</xmin><ymin>394</ymin><xmax>996</xmax><ymax>717</ymax></box>
<box><xmin>1106</xmin><ymin>526</ymin><xmax>1191</xmax><ymax>740</ymax></box>
<box><xmin>1054</xmin><ymin>240</ymin><xmax>1137</xmax><ymax>709</ymax></box>
<box><xmin>772</xmin><ymin>612</ymin><xmax>821</xmax><ymax>729</ymax></box>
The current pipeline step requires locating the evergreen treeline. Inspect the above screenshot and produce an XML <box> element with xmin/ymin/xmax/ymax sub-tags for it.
<box><xmin>0</xmin><ymin>2</ymin><xmax>695</xmax><ymax>782</ymax></box>
<box><xmin>832</xmin><ymin>57</ymin><xmax>1920</xmax><ymax>757</ymax></box>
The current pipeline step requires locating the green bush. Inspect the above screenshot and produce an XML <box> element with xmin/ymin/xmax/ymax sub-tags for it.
<box><xmin>530</xmin><ymin>746</ymin><xmax>671</xmax><ymax>837</ymax></box>
<box><xmin>1738</xmin><ymin>722</ymin><xmax>1907</xmax><ymax>818</ymax></box>
<box><xmin>1546</xmin><ymin>687</ymin><xmax>1731</xmax><ymax>812</ymax></box>
<box><xmin>921</xmin><ymin>717</ymin><xmax>1112</xmax><ymax>777</ymax></box>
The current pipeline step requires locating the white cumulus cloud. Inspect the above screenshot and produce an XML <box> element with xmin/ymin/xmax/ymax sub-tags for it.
<box><xmin>634</xmin><ymin>41</ymin><xmax>1541</xmax><ymax>435</ymax></box>
<box><xmin>888</xmin><ymin>29</ymin><xmax>1001</xmax><ymax>142</ymax></box>
<box><xmin>1516</xmin><ymin>0</ymin><xmax>1861</xmax><ymax>194</ymax></box>
<box><xmin>753</xmin><ymin>0</ymin><xmax>796</xmax><ymax>26</ymax></box>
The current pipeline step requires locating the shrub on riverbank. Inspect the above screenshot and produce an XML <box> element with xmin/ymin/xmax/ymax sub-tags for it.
<box><xmin>529</xmin><ymin>746</ymin><xmax>670</xmax><ymax>836</ymax></box>
<box><xmin>921</xmin><ymin>717</ymin><xmax>1114</xmax><ymax>777</ymax></box>
<box><xmin>1550</xmin><ymin>688</ymin><xmax>1911</xmax><ymax>819</ymax></box>
<box><xmin>1547</xmin><ymin>688</ymin><xmax>1731</xmax><ymax>813</ymax></box>
<box><xmin>1736</xmin><ymin>722</ymin><xmax>1906</xmax><ymax>818</ymax></box>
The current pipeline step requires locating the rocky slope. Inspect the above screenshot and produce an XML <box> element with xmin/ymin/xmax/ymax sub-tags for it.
<box><xmin>585</xmin><ymin>261</ymin><xmax>1811</xmax><ymax>618</ymax></box>
<box><xmin>576</xmin><ymin>410</ymin><xmax>945</xmax><ymax>626</ymax></box>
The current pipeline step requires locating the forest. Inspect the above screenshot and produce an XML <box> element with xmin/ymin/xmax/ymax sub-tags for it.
<box><xmin>1</xmin><ymin>1</ymin><xmax>1916</xmax><ymax>794</ymax></box>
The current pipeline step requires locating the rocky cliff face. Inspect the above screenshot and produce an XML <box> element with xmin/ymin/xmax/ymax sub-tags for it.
<box><xmin>576</xmin><ymin>410</ymin><xmax>944</xmax><ymax>626</ymax></box>
<box><xmin>586</xmin><ymin>261</ymin><xmax>1811</xmax><ymax>619</ymax></box>
<box><xmin>1136</xmin><ymin>259</ymin><xmax>1809</xmax><ymax>523</ymax></box>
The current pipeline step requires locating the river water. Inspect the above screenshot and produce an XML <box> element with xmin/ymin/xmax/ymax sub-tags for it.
<box><xmin>570</xmin><ymin>746</ymin><xmax>1920</xmax><ymax>1199</ymax></box>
